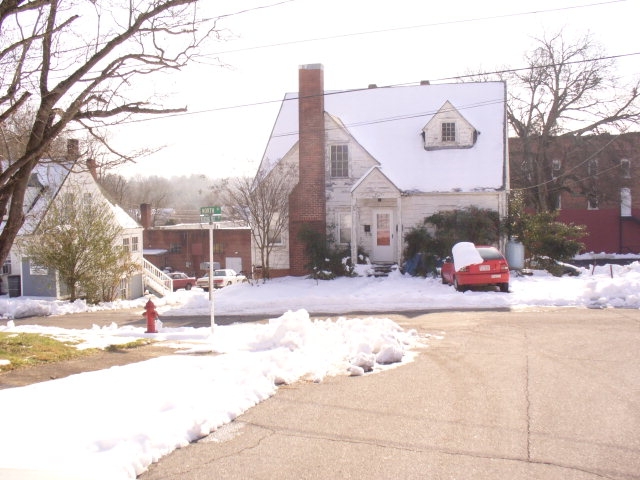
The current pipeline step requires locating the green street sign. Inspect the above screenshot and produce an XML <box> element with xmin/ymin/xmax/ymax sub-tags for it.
<box><xmin>200</xmin><ymin>206</ymin><xmax>221</xmax><ymax>215</ymax></box>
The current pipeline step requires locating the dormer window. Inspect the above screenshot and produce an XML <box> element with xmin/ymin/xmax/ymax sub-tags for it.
<box><xmin>441</xmin><ymin>122</ymin><xmax>456</xmax><ymax>142</ymax></box>
<box><xmin>422</xmin><ymin>101</ymin><xmax>477</xmax><ymax>151</ymax></box>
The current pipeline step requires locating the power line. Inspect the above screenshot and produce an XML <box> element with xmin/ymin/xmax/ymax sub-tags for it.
<box><xmin>105</xmin><ymin>50</ymin><xmax>640</xmax><ymax>129</ymax></box>
<box><xmin>194</xmin><ymin>0</ymin><xmax>629</xmax><ymax>58</ymax></box>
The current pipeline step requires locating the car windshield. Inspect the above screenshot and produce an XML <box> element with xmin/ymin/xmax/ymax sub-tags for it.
<box><xmin>476</xmin><ymin>247</ymin><xmax>503</xmax><ymax>260</ymax></box>
<box><xmin>214</xmin><ymin>271</ymin><xmax>227</xmax><ymax>277</ymax></box>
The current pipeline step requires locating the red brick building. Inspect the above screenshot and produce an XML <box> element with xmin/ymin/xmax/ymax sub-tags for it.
<box><xmin>140</xmin><ymin>204</ymin><xmax>251</xmax><ymax>277</ymax></box>
<box><xmin>510</xmin><ymin>133</ymin><xmax>640</xmax><ymax>254</ymax></box>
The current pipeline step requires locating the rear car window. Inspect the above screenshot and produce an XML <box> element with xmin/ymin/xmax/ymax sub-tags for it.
<box><xmin>477</xmin><ymin>247</ymin><xmax>504</xmax><ymax>260</ymax></box>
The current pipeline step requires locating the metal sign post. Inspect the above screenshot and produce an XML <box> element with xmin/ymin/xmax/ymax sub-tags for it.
<box><xmin>200</xmin><ymin>206</ymin><xmax>222</xmax><ymax>334</ymax></box>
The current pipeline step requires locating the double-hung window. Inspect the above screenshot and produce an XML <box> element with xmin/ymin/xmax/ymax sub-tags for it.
<box><xmin>338</xmin><ymin>213</ymin><xmax>351</xmax><ymax>244</ymax></box>
<box><xmin>441</xmin><ymin>122</ymin><xmax>456</xmax><ymax>142</ymax></box>
<box><xmin>331</xmin><ymin>145</ymin><xmax>349</xmax><ymax>178</ymax></box>
<box><xmin>621</xmin><ymin>159</ymin><xmax>631</xmax><ymax>178</ymax></box>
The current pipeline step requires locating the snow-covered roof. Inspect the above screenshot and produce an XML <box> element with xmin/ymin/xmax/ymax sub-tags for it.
<box><xmin>0</xmin><ymin>161</ymin><xmax>141</xmax><ymax>236</ymax></box>
<box><xmin>261</xmin><ymin>81</ymin><xmax>506</xmax><ymax>193</ymax></box>
<box><xmin>143</xmin><ymin>249</ymin><xmax>169</xmax><ymax>255</ymax></box>
<box><xmin>13</xmin><ymin>162</ymin><xmax>74</xmax><ymax>235</ymax></box>
<box><xmin>110</xmin><ymin>203</ymin><xmax>140</xmax><ymax>230</ymax></box>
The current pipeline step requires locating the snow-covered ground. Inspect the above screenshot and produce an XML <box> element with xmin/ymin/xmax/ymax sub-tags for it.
<box><xmin>0</xmin><ymin>262</ymin><xmax>639</xmax><ymax>479</ymax></box>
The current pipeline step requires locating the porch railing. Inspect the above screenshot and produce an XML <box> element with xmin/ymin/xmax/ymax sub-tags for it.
<box><xmin>142</xmin><ymin>258</ymin><xmax>173</xmax><ymax>297</ymax></box>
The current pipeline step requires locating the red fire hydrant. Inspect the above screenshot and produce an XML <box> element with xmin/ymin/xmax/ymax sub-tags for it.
<box><xmin>143</xmin><ymin>299</ymin><xmax>159</xmax><ymax>333</ymax></box>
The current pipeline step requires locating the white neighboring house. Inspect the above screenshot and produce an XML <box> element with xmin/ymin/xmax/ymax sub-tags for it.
<box><xmin>256</xmin><ymin>64</ymin><xmax>509</xmax><ymax>276</ymax></box>
<box><xmin>1</xmin><ymin>150</ymin><xmax>144</xmax><ymax>300</ymax></box>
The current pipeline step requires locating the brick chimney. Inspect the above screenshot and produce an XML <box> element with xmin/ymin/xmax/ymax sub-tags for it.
<box><xmin>140</xmin><ymin>203</ymin><xmax>153</xmax><ymax>229</ymax></box>
<box><xmin>288</xmin><ymin>64</ymin><xmax>327</xmax><ymax>276</ymax></box>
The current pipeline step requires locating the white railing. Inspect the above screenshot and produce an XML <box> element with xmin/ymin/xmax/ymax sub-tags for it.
<box><xmin>142</xmin><ymin>258</ymin><xmax>172</xmax><ymax>296</ymax></box>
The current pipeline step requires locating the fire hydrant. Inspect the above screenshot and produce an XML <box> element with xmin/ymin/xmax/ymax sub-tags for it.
<box><xmin>143</xmin><ymin>299</ymin><xmax>159</xmax><ymax>333</ymax></box>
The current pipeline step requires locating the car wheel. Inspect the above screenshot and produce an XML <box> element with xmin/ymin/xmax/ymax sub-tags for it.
<box><xmin>226</xmin><ymin>281</ymin><xmax>232</xmax><ymax>286</ymax></box>
<box><xmin>499</xmin><ymin>283</ymin><xmax>509</xmax><ymax>293</ymax></box>
<box><xmin>185</xmin><ymin>283</ymin><xmax>192</xmax><ymax>291</ymax></box>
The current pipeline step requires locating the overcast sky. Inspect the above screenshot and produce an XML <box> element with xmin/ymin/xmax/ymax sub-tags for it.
<box><xmin>111</xmin><ymin>0</ymin><xmax>639</xmax><ymax>180</ymax></box>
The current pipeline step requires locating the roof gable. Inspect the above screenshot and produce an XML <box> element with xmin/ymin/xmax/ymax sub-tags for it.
<box><xmin>352</xmin><ymin>166</ymin><xmax>400</xmax><ymax>197</ymax></box>
<box><xmin>421</xmin><ymin>100</ymin><xmax>478</xmax><ymax>151</ymax></box>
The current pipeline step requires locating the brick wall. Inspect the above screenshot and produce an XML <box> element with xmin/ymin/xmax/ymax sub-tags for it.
<box><xmin>510</xmin><ymin>133</ymin><xmax>640</xmax><ymax>253</ymax></box>
<box><xmin>143</xmin><ymin>228</ymin><xmax>252</xmax><ymax>277</ymax></box>
<box><xmin>289</xmin><ymin>64</ymin><xmax>327</xmax><ymax>275</ymax></box>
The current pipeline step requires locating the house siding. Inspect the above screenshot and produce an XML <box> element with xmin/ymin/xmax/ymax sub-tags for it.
<box><xmin>401</xmin><ymin>192</ymin><xmax>506</xmax><ymax>229</ymax></box>
<box><xmin>325</xmin><ymin>114</ymin><xmax>379</xmax><ymax>246</ymax></box>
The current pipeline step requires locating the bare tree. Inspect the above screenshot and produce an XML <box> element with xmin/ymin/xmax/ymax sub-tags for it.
<box><xmin>0</xmin><ymin>0</ymin><xmax>222</xmax><ymax>265</ymax></box>
<box><xmin>224</xmin><ymin>163</ymin><xmax>296</xmax><ymax>280</ymax></box>
<box><xmin>99</xmin><ymin>172</ymin><xmax>130</xmax><ymax>206</ymax></box>
<box><xmin>499</xmin><ymin>31</ymin><xmax>640</xmax><ymax>212</ymax></box>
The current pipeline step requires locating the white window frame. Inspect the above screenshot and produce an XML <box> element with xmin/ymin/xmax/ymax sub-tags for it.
<box><xmin>330</xmin><ymin>145</ymin><xmax>349</xmax><ymax>178</ymax></box>
<box><xmin>267</xmin><ymin>213</ymin><xmax>283</xmax><ymax>245</ymax></box>
<box><xmin>441</xmin><ymin>122</ymin><xmax>456</xmax><ymax>142</ymax></box>
<box><xmin>552</xmin><ymin>159</ymin><xmax>561</xmax><ymax>179</ymax></box>
<box><xmin>337</xmin><ymin>212</ymin><xmax>352</xmax><ymax>245</ymax></box>
<box><xmin>621</xmin><ymin>158</ymin><xmax>631</xmax><ymax>178</ymax></box>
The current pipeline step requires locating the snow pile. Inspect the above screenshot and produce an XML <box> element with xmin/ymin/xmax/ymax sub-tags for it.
<box><xmin>0</xmin><ymin>309</ymin><xmax>422</xmax><ymax>479</ymax></box>
<box><xmin>452</xmin><ymin>241</ymin><xmax>484</xmax><ymax>271</ymax></box>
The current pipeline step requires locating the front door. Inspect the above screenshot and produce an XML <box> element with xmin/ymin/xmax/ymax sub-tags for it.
<box><xmin>372</xmin><ymin>210</ymin><xmax>394</xmax><ymax>262</ymax></box>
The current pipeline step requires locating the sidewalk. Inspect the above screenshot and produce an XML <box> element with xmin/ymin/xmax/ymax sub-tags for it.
<box><xmin>139</xmin><ymin>308</ymin><xmax>640</xmax><ymax>479</ymax></box>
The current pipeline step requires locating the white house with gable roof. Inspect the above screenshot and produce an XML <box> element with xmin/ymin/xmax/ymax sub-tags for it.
<box><xmin>1</xmin><ymin>141</ymin><xmax>144</xmax><ymax>300</ymax></box>
<box><xmin>255</xmin><ymin>64</ymin><xmax>509</xmax><ymax>275</ymax></box>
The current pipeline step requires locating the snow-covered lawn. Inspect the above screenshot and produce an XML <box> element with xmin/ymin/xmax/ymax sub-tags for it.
<box><xmin>2</xmin><ymin>262</ymin><xmax>640</xmax><ymax>321</ymax></box>
<box><xmin>0</xmin><ymin>262</ymin><xmax>639</xmax><ymax>479</ymax></box>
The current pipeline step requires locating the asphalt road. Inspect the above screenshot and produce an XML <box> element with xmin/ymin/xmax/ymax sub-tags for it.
<box><xmin>10</xmin><ymin>307</ymin><xmax>640</xmax><ymax>479</ymax></box>
<box><xmin>134</xmin><ymin>307</ymin><xmax>640</xmax><ymax>480</ymax></box>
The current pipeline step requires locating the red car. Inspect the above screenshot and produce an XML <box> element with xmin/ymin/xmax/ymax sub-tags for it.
<box><xmin>167</xmin><ymin>272</ymin><xmax>196</xmax><ymax>291</ymax></box>
<box><xmin>441</xmin><ymin>243</ymin><xmax>510</xmax><ymax>292</ymax></box>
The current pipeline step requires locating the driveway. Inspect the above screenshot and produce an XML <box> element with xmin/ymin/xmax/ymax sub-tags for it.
<box><xmin>136</xmin><ymin>307</ymin><xmax>639</xmax><ymax>479</ymax></box>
